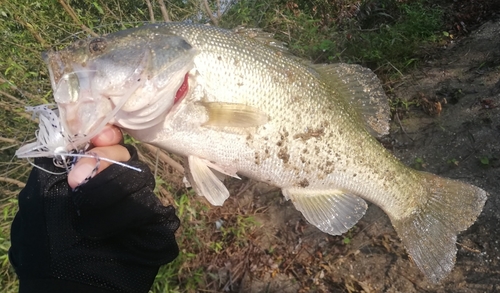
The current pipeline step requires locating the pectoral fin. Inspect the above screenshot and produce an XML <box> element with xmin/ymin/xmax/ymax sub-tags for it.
<box><xmin>282</xmin><ymin>187</ymin><xmax>367</xmax><ymax>235</ymax></box>
<box><xmin>200</xmin><ymin>102</ymin><xmax>268</xmax><ymax>128</ymax></box>
<box><xmin>185</xmin><ymin>155</ymin><xmax>230</xmax><ymax>206</ymax></box>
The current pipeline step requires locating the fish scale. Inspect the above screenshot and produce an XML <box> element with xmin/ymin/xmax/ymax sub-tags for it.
<box><xmin>40</xmin><ymin>22</ymin><xmax>487</xmax><ymax>283</ymax></box>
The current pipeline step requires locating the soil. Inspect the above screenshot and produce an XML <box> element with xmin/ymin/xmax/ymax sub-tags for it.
<box><xmin>188</xmin><ymin>19</ymin><xmax>500</xmax><ymax>293</ymax></box>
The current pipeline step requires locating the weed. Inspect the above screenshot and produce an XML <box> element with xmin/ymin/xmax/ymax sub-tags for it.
<box><xmin>479</xmin><ymin>156</ymin><xmax>492</xmax><ymax>167</ymax></box>
<box><xmin>123</xmin><ymin>133</ymin><xmax>140</xmax><ymax>145</ymax></box>
<box><xmin>211</xmin><ymin>214</ymin><xmax>259</xmax><ymax>252</ymax></box>
<box><xmin>390</xmin><ymin>97</ymin><xmax>420</xmax><ymax>112</ymax></box>
<box><xmin>342</xmin><ymin>227</ymin><xmax>355</xmax><ymax>245</ymax></box>
<box><xmin>413</xmin><ymin>157</ymin><xmax>427</xmax><ymax>170</ymax></box>
<box><xmin>478</xmin><ymin>155</ymin><xmax>499</xmax><ymax>168</ymax></box>
<box><xmin>346</xmin><ymin>1</ymin><xmax>444</xmax><ymax>70</ymax></box>
<box><xmin>150</xmin><ymin>192</ymin><xmax>208</xmax><ymax>292</ymax></box>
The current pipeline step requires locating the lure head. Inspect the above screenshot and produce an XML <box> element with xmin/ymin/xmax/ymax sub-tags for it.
<box><xmin>43</xmin><ymin>25</ymin><xmax>198</xmax><ymax>147</ymax></box>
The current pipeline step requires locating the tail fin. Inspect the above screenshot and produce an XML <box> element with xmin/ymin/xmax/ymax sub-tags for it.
<box><xmin>391</xmin><ymin>172</ymin><xmax>487</xmax><ymax>283</ymax></box>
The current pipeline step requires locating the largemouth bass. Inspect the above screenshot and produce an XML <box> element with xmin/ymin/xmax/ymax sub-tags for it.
<box><xmin>40</xmin><ymin>23</ymin><xmax>487</xmax><ymax>282</ymax></box>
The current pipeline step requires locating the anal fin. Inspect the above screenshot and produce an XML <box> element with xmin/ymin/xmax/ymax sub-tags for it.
<box><xmin>283</xmin><ymin>188</ymin><xmax>367</xmax><ymax>235</ymax></box>
<box><xmin>185</xmin><ymin>155</ymin><xmax>230</xmax><ymax>206</ymax></box>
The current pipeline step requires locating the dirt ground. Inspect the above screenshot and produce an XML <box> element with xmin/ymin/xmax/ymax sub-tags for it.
<box><xmin>201</xmin><ymin>19</ymin><xmax>500</xmax><ymax>293</ymax></box>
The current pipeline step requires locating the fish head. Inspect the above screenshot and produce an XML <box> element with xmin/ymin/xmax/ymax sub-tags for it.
<box><xmin>43</xmin><ymin>26</ymin><xmax>197</xmax><ymax>146</ymax></box>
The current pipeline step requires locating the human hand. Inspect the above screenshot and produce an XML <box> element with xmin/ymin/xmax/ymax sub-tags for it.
<box><xmin>68</xmin><ymin>125</ymin><xmax>130</xmax><ymax>188</ymax></box>
<box><xmin>10</xmin><ymin>127</ymin><xmax>180</xmax><ymax>293</ymax></box>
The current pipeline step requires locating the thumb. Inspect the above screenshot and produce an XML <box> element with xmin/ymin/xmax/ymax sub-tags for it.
<box><xmin>91</xmin><ymin>125</ymin><xmax>123</xmax><ymax>147</ymax></box>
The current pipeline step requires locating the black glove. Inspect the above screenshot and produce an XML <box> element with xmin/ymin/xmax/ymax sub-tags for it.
<box><xmin>9</xmin><ymin>145</ymin><xmax>180</xmax><ymax>293</ymax></box>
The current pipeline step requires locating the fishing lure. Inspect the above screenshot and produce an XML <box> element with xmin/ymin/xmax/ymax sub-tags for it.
<box><xmin>16</xmin><ymin>104</ymin><xmax>141</xmax><ymax>181</ymax></box>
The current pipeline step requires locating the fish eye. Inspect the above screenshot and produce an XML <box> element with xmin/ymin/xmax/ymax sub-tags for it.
<box><xmin>89</xmin><ymin>37</ymin><xmax>107</xmax><ymax>54</ymax></box>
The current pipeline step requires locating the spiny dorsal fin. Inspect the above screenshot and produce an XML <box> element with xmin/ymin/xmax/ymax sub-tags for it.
<box><xmin>200</xmin><ymin>101</ymin><xmax>268</xmax><ymax>128</ymax></box>
<box><xmin>282</xmin><ymin>187</ymin><xmax>368</xmax><ymax>235</ymax></box>
<box><xmin>312</xmin><ymin>63</ymin><xmax>390</xmax><ymax>137</ymax></box>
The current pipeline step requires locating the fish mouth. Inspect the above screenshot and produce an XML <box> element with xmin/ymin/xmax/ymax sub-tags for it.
<box><xmin>44</xmin><ymin>50</ymin><xmax>120</xmax><ymax>148</ymax></box>
<box><xmin>43</xmin><ymin>35</ymin><xmax>198</xmax><ymax>149</ymax></box>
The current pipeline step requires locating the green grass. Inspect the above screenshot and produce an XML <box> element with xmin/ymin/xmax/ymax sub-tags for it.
<box><xmin>0</xmin><ymin>0</ymin><xmax>453</xmax><ymax>291</ymax></box>
<box><xmin>222</xmin><ymin>0</ymin><xmax>445</xmax><ymax>73</ymax></box>
<box><xmin>150</xmin><ymin>190</ymin><xmax>261</xmax><ymax>292</ymax></box>
<box><xmin>0</xmin><ymin>197</ymin><xmax>18</xmax><ymax>293</ymax></box>
<box><xmin>150</xmin><ymin>192</ymin><xmax>208</xmax><ymax>292</ymax></box>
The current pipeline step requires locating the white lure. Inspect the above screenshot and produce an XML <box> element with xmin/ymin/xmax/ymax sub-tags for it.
<box><xmin>16</xmin><ymin>104</ymin><xmax>141</xmax><ymax>176</ymax></box>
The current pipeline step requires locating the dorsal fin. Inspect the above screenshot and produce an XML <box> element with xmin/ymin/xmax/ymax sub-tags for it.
<box><xmin>312</xmin><ymin>63</ymin><xmax>390</xmax><ymax>137</ymax></box>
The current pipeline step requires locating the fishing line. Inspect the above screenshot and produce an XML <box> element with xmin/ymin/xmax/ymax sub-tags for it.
<box><xmin>25</xmin><ymin>149</ymin><xmax>142</xmax><ymax>176</ymax></box>
<box><xmin>67</xmin><ymin>153</ymin><xmax>142</xmax><ymax>172</ymax></box>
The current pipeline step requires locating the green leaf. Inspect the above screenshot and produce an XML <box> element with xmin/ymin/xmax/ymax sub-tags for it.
<box><xmin>92</xmin><ymin>2</ymin><xmax>104</xmax><ymax>15</ymax></box>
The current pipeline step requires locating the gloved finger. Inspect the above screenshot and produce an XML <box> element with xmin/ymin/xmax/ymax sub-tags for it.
<box><xmin>68</xmin><ymin>145</ymin><xmax>131</xmax><ymax>189</ymax></box>
<box><xmin>90</xmin><ymin>124</ymin><xmax>123</xmax><ymax>147</ymax></box>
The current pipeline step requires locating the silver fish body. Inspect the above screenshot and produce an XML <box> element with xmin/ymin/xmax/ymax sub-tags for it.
<box><xmin>43</xmin><ymin>23</ymin><xmax>487</xmax><ymax>283</ymax></box>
